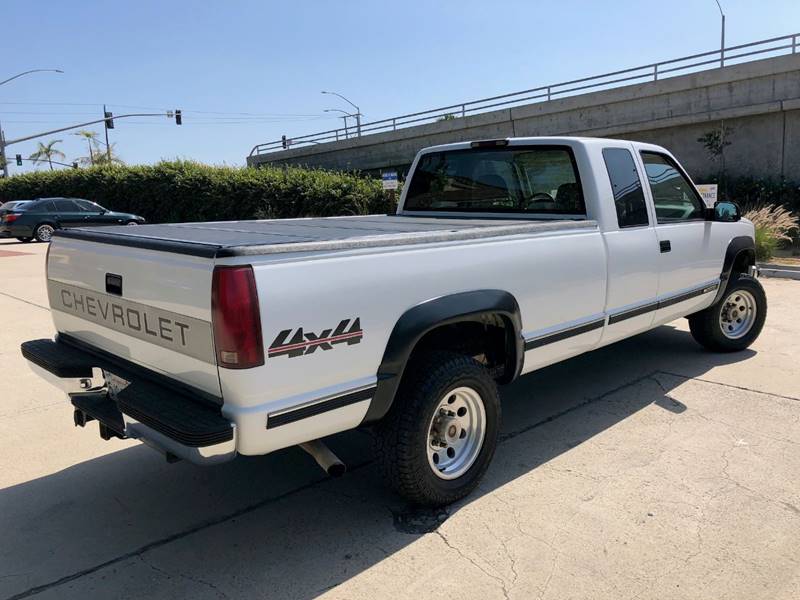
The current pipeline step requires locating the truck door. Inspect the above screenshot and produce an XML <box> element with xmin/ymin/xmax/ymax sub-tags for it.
<box><xmin>638</xmin><ymin>151</ymin><xmax>725</xmax><ymax>323</ymax></box>
<box><xmin>599</xmin><ymin>146</ymin><xmax>660</xmax><ymax>344</ymax></box>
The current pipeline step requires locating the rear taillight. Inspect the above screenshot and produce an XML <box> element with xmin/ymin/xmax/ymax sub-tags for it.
<box><xmin>3</xmin><ymin>213</ymin><xmax>20</xmax><ymax>223</ymax></box>
<box><xmin>211</xmin><ymin>265</ymin><xmax>264</xmax><ymax>369</ymax></box>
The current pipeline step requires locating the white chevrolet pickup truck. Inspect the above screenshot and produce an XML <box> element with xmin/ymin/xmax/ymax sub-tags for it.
<box><xmin>22</xmin><ymin>137</ymin><xmax>765</xmax><ymax>506</ymax></box>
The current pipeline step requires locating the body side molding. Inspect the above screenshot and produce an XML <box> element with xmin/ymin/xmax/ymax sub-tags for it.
<box><xmin>361</xmin><ymin>290</ymin><xmax>523</xmax><ymax>425</ymax></box>
<box><xmin>608</xmin><ymin>280</ymin><xmax>719</xmax><ymax>325</ymax></box>
<box><xmin>523</xmin><ymin>317</ymin><xmax>605</xmax><ymax>350</ymax></box>
<box><xmin>267</xmin><ymin>385</ymin><xmax>376</xmax><ymax>429</ymax></box>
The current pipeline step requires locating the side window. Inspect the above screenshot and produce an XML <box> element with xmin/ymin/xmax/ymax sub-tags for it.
<box><xmin>53</xmin><ymin>199</ymin><xmax>78</xmax><ymax>212</ymax></box>
<box><xmin>641</xmin><ymin>152</ymin><xmax>704</xmax><ymax>223</ymax></box>
<box><xmin>74</xmin><ymin>200</ymin><xmax>98</xmax><ymax>212</ymax></box>
<box><xmin>36</xmin><ymin>200</ymin><xmax>57</xmax><ymax>212</ymax></box>
<box><xmin>602</xmin><ymin>148</ymin><xmax>649</xmax><ymax>228</ymax></box>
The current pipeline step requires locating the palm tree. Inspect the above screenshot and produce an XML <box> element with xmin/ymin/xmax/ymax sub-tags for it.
<box><xmin>92</xmin><ymin>142</ymin><xmax>124</xmax><ymax>166</ymax></box>
<box><xmin>29</xmin><ymin>139</ymin><xmax>66</xmax><ymax>171</ymax></box>
<box><xmin>73</xmin><ymin>130</ymin><xmax>100</xmax><ymax>165</ymax></box>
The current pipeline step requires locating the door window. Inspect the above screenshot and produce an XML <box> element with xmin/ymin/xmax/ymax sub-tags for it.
<box><xmin>53</xmin><ymin>199</ymin><xmax>80</xmax><ymax>212</ymax></box>
<box><xmin>74</xmin><ymin>199</ymin><xmax>101</xmax><ymax>212</ymax></box>
<box><xmin>34</xmin><ymin>200</ymin><xmax>57</xmax><ymax>212</ymax></box>
<box><xmin>641</xmin><ymin>152</ymin><xmax>704</xmax><ymax>223</ymax></box>
<box><xmin>602</xmin><ymin>148</ymin><xmax>649</xmax><ymax>228</ymax></box>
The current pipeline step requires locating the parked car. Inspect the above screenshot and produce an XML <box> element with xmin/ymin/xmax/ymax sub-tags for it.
<box><xmin>21</xmin><ymin>137</ymin><xmax>764</xmax><ymax>506</ymax></box>
<box><xmin>0</xmin><ymin>198</ymin><xmax>145</xmax><ymax>243</ymax></box>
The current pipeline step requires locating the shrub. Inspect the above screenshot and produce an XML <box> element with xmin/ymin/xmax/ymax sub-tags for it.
<box><xmin>0</xmin><ymin>161</ymin><xmax>395</xmax><ymax>223</ymax></box>
<box><xmin>742</xmin><ymin>204</ymin><xmax>800</xmax><ymax>261</ymax></box>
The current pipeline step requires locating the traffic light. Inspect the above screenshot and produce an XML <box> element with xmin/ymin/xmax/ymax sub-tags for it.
<box><xmin>104</xmin><ymin>111</ymin><xmax>114</xmax><ymax>129</ymax></box>
<box><xmin>282</xmin><ymin>135</ymin><xmax>288</xmax><ymax>149</ymax></box>
<box><xmin>15</xmin><ymin>154</ymin><xmax>22</xmax><ymax>166</ymax></box>
<box><xmin>175</xmin><ymin>109</ymin><xmax>182</xmax><ymax>125</ymax></box>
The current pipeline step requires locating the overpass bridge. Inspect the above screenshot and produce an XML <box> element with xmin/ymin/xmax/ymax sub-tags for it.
<box><xmin>247</xmin><ymin>34</ymin><xmax>800</xmax><ymax>182</ymax></box>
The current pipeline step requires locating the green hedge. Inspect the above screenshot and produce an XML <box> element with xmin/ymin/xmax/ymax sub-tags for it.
<box><xmin>0</xmin><ymin>161</ymin><xmax>396</xmax><ymax>223</ymax></box>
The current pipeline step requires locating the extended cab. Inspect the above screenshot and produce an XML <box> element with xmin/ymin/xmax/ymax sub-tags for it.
<box><xmin>21</xmin><ymin>137</ymin><xmax>765</xmax><ymax>506</ymax></box>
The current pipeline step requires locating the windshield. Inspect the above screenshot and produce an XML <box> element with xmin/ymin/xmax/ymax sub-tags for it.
<box><xmin>403</xmin><ymin>146</ymin><xmax>585</xmax><ymax>215</ymax></box>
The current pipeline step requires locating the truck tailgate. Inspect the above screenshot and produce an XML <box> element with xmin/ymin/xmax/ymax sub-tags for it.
<box><xmin>46</xmin><ymin>235</ymin><xmax>221</xmax><ymax>398</ymax></box>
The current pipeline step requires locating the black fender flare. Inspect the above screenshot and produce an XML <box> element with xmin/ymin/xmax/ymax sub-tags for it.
<box><xmin>712</xmin><ymin>236</ymin><xmax>755</xmax><ymax>304</ymax></box>
<box><xmin>362</xmin><ymin>289</ymin><xmax>523</xmax><ymax>424</ymax></box>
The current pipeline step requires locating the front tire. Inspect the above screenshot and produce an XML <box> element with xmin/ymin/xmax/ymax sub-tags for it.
<box><xmin>689</xmin><ymin>274</ymin><xmax>766</xmax><ymax>352</ymax></box>
<box><xmin>374</xmin><ymin>351</ymin><xmax>500</xmax><ymax>506</ymax></box>
<box><xmin>33</xmin><ymin>223</ymin><xmax>55</xmax><ymax>243</ymax></box>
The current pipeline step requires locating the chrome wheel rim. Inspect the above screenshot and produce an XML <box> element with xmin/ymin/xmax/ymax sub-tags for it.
<box><xmin>719</xmin><ymin>290</ymin><xmax>757</xmax><ymax>339</ymax></box>
<box><xmin>426</xmin><ymin>386</ymin><xmax>486</xmax><ymax>480</ymax></box>
<box><xmin>37</xmin><ymin>225</ymin><xmax>54</xmax><ymax>242</ymax></box>
<box><xmin>126</xmin><ymin>221</ymin><xmax>138</xmax><ymax>226</ymax></box>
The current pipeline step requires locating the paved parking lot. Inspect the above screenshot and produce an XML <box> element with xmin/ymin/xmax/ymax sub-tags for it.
<box><xmin>1</xmin><ymin>238</ymin><xmax>798</xmax><ymax>600</ymax></box>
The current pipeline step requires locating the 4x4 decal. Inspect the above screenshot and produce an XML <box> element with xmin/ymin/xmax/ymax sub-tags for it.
<box><xmin>268</xmin><ymin>318</ymin><xmax>362</xmax><ymax>358</ymax></box>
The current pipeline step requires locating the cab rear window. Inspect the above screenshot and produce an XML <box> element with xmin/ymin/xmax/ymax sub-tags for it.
<box><xmin>403</xmin><ymin>146</ymin><xmax>585</xmax><ymax>215</ymax></box>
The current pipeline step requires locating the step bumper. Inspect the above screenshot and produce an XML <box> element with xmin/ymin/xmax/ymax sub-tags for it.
<box><xmin>21</xmin><ymin>337</ymin><xmax>236</xmax><ymax>465</ymax></box>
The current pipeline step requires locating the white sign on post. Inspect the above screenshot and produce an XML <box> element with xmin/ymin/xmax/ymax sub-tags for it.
<box><xmin>382</xmin><ymin>171</ymin><xmax>398</xmax><ymax>191</ymax></box>
<box><xmin>696</xmin><ymin>184</ymin><xmax>718</xmax><ymax>207</ymax></box>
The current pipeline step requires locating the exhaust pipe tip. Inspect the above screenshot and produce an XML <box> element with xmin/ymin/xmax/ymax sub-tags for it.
<box><xmin>327</xmin><ymin>462</ymin><xmax>346</xmax><ymax>478</ymax></box>
<box><xmin>300</xmin><ymin>440</ymin><xmax>346</xmax><ymax>478</ymax></box>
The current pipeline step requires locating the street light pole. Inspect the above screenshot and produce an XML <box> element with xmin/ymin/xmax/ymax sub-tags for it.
<box><xmin>0</xmin><ymin>68</ymin><xmax>64</xmax><ymax>177</ymax></box>
<box><xmin>3</xmin><ymin>112</ymin><xmax>177</xmax><ymax>147</ymax></box>
<box><xmin>0</xmin><ymin>68</ymin><xmax>63</xmax><ymax>87</ymax></box>
<box><xmin>715</xmin><ymin>0</ymin><xmax>726</xmax><ymax>67</ymax></box>
<box><xmin>103</xmin><ymin>104</ymin><xmax>112</xmax><ymax>163</ymax></box>
<box><xmin>321</xmin><ymin>91</ymin><xmax>362</xmax><ymax>137</ymax></box>
<box><xmin>0</xmin><ymin>121</ymin><xmax>8</xmax><ymax>178</ymax></box>
<box><xmin>324</xmin><ymin>108</ymin><xmax>357</xmax><ymax>139</ymax></box>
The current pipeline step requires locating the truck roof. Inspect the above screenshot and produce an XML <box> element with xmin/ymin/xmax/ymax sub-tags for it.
<box><xmin>417</xmin><ymin>136</ymin><xmax>666</xmax><ymax>154</ymax></box>
<box><xmin>55</xmin><ymin>215</ymin><xmax>596</xmax><ymax>258</ymax></box>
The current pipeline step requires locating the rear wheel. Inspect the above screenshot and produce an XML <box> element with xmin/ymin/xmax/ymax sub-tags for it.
<box><xmin>374</xmin><ymin>351</ymin><xmax>500</xmax><ymax>506</ymax></box>
<box><xmin>34</xmin><ymin>223</ymin><xmax>55</xmax><ymax>243</ymax></box>
<box><xmin>689</xmin><ymin>274</ymin><xmax>766</xmax><ymax>352</ymax></box>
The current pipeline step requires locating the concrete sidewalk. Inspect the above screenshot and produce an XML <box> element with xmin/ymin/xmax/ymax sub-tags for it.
<box><xmin>1</xmin><ymin>239</ymin><xmax>798</xmax><ymax>600</ymax></box>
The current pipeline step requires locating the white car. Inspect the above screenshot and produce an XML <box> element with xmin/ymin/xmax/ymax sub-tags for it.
<box><xmin>22</xmin><ymin>137</ymin><xmax>765</xmax><ymax>506</ymax></box>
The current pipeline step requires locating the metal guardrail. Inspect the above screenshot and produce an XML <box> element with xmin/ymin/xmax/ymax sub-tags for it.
<box><xmin>250</xmin><ymin>33</ymin><xmax>799</xmax><ymax>156</ymax></box>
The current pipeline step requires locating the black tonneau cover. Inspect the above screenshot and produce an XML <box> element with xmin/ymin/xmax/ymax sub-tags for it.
<box><xmin>55</xmin><ymin>215</ymin><xmax>596</xmax><ymax>258</ymax></box>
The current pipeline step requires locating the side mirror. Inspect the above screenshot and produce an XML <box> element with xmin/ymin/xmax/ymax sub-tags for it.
<box><xmin>708</xmin><ymin>200</ymin><xmax>740</xmax><ymax>222</ymax></box>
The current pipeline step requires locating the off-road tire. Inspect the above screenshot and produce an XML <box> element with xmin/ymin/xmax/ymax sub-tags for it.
<box><xmin>374</xmin><ymin>351</ymin><xmax>500</xmax><ymax>506</ymax></box>
<box><xmin>689</xmin><ymin>274</ymin><xmax>766</xmax><ymax>352</ymax></box>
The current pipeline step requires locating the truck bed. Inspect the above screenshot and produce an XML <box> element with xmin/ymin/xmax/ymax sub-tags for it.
<box><xmin>56</xmin><ymin>215</ymin><xmax>596</xmax><ymax>258</ymax></box>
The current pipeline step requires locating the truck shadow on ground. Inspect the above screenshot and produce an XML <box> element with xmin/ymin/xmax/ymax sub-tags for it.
<box><xmin>0</xmin><ymin>323</ymin><xmax>756</xmax><ymax>600</ymax></box>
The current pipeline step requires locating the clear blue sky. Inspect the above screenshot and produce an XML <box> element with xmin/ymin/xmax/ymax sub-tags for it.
<box><xmin>2</xmin><ymin>0</ymin><xmax>798</xmax><ymax>173</ymax></box>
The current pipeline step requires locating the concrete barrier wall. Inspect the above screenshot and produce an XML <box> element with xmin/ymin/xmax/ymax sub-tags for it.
<box><xmin>248</xmin><ymin>54</ymin><xmax>800</xmax><ymax>181</ymax></box>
